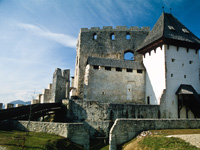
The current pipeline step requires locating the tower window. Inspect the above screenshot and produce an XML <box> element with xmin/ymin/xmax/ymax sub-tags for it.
<box><xmin>93</xmin><ymin>65</ymin><xmax>99</xmax><ymax>70</ymax></box>
<box><xmin>137</xmin><ymin>70</ymin><xmax>143</xmax><ymax>74</ymax></box>
<box><xmin>189</xmin><ymin>61</ymin><xmax>193</xmax><ymax>64</ymax></box>
<box><xmin>124</xmin><ymin>51</ymin><xmax>134</xmax><ymax>60</ymax></box>
<box><xmin>126</xmin><ymin>68</ymin><xmax>133</xmax><ymax>72</ymax></box>
<box><xmin>93</xmin><ymin>33</ymin><xmax>97</xmax><ymax>40</ymax></box>
<box><xmin>126</xmin><ymin>33</ymin><xmax>130</xmax><ymax>40</ymax></box>
<box><xmin>105</xmin><ymin>66</ymin><xmax>111</xmax><ymax>71</ymax></box>
<box><xmin>116</xmin><ymin>67</ymin><xmax>122</xmax><ymax>72</ymax></box>
<box><xmin>171</xmin><ymin>74</ymin><xmax>173</xmax><ymax>77</ymax></box>
<box><xmin>184</xmin><ymin>75</ymin><xmax>187</xmax><ymax>78</ymax></box>
<box><xmin>147</xmin><ymin>96</ymin><xmax>150</xmax><ymax>104</ymax></box>
<box><xmin>110</xmin><ymin>33</ymin><xmax>115</xmax><ymax>40</ymax></box>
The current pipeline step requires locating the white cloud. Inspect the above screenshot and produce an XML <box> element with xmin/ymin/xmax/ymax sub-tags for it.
<box><xmin>17</xmin><ymin>23</ymin><xmax>77</xmax><ymax>48</ymax></box>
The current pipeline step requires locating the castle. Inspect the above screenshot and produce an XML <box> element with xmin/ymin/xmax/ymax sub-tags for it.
<box><xmin>26</xmin><ymin>12</ymin><xmax>200</xmax><ymax>149</ymax></box>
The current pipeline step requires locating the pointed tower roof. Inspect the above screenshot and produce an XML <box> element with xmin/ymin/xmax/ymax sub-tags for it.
<box><xmin>137</xmin><ymin>13</ymin><xmax>200</xmax><ymax>54</ymax></box>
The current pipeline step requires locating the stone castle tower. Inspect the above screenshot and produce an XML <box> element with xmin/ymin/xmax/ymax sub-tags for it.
<box><xmin>73</xmin><ymin>26</ymin><xmax>150</xmax><ymax>99</ymax></box>
<box><xmin>137</xmin><ymin>13</ymin><xmax>200</xmax><ymax>118</ymax></box>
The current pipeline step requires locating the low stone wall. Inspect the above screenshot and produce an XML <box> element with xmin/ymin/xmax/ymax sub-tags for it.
<box><xmin>109</xmin><ymin>119</ymin><xmax>200</xmax><ymax>150</ymax></box>
<box><xmin>65</xmin><ymin>99</ymin><xmax>160</xmax><ymax>137</ymax></box>
<box><xmin>0</xmin><ymin>120</ymin><xmax>89</xmax><ymax>150</ymax></box>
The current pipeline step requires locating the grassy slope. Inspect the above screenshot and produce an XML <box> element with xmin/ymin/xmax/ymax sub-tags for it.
<box><xmin>121</xmin><ymin>129</ymin><xmax>200</xmax><ymax>150</ymax></box>
<box><xmin>0</xmin><ymin>130</ymin><xmax>84</xmax><ymax>150</ymax></box>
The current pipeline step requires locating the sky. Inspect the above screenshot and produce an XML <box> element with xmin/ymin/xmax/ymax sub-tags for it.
<box><xmin>0</xmin><ymin>0</ymin><xmax>200</xmax><ymax>104</ymax></box>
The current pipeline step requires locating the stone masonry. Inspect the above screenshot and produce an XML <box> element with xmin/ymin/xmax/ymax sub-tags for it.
<box><xmin>74</xmin><ymin>26</ymin><xmax>150</xmax><ymax>98</ymax></box>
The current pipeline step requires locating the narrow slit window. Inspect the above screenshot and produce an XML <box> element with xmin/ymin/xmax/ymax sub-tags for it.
<box><xmin>105</xmin><ymin>66</ymin><xmax>111</xmax><ymax>71</ymax></box>
<box><xmin>126</xmin><ymin>68</ymin><xmax>133</xmax><ymax>72</ymax></box>
<box><xmin>126</xmin><ymin>33</ymin><xmax>130</xmax><ymax>40</ymax></box>
<box><xmin>147</xmin><ymin>96</ymin><xmax>150</xmax><ymax>105</ymax></box>
<box><xmin>171</xmin><ymin>58</ymin><xmax>175</xmax><ymax>62</ymax></box>
<box><xmin>137</xmin><ymin>70</ymin><xmax>143</xmax><ymax>74</ymax></box>
<box><xmin>116</xmin><ymin>67</ymin><xmax>122</xmax><ymax>72</ymax></box>
<box><xmin>171</xmin><ymin>74</ymin><xmax>173</xmax><ymax>77</ymax></box>
<box><xmin>184</xmin><ymin>75</ymin><xmax>187</xmax><ymax>78</ymax></box>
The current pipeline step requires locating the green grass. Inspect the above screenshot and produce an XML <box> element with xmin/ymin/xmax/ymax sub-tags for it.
<box><xmin>0</xmin><ymin>130</ymin><xmax>84</xmax><ymax>150</ymax></box>
<box><xmin>140</xmin><ymin>136</ymin><xmax>198</xmax><ymax>150</ymax></box>
<box><xmin>122</xmin><ymin>129</ymin><xmax>200</xmax><ymax>150</ymax></box>
<box><xmin>100</xmin><ymin>145</ymin><xmax>109</xmax><ymax>150</ymax></box>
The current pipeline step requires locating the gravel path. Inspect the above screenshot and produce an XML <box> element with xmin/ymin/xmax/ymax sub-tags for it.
<box><xmin>167</xmin><ymin>134</ymin><xmax>200</xmax><ymax>148</ymax></box>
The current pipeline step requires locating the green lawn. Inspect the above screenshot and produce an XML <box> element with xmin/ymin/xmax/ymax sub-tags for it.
<box><xmin>122</xmin><ymin>129</ymin><xmax>200</xmax><ymax>150</ymax></box>
<box><xmin>0</xmin><ymin>130</ymin><xmax>84</xmax><ymax>150</ymax></box>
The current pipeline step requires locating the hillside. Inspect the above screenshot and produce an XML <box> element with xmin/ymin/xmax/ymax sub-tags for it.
<box><xmin>0</xmin><ymin>130</ymin><xmax>84</xmax><ymax>150</ymax></box>
<box><xmin>121</xmin><ymin>129</ymin><xmax>200</xmax><ymax>150</ymax></box>
<box><xmin>9</xmin><ymin>100</ymin><xmax>31</xmax><ymax>105</ymax></box>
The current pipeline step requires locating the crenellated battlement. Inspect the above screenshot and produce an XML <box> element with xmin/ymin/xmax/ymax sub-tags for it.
<box><xmin>80</xmin><ymin>26</ymin><xmax>150</xmax><ymax>32</ymax></box>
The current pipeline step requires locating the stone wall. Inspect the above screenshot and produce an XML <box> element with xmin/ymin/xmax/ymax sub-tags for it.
<box><xmin>74</xmin><ymin>26</ymin><xmax>150</xmax><ymax>98</ymax></box>
<box><xmin>64</xmin><ymin>99</ymin><xmax>160</xmax><ymax>137</ymax></box>
<box><xmin>51</xmin><ymin>68</ymin><xmax>70</xmax><ymax>103</ymax></box>
<box><xmin>0</xmin><ymin>120</ymin><xmax>89</xmax><ymax>150</ymax></box>
<box><xmin>84</xmin><ymin>64</ymin><xmax>145</xmax><ymax>104</ymax></box>
<box><xmin>109</xmin><ymin>119</ymin><xmax>200</xmax><ymax>150</ymax></box>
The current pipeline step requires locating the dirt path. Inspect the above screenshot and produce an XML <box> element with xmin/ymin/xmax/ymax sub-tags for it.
<box><xmin>167</xmin><ymin>134</ymin><xmax>200</xmax><ymax>148</ymax></box>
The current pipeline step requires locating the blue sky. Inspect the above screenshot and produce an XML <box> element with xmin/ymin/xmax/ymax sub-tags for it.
<box><xmin>0</xmin><ymin>0</ymin><xmax>200</xmax><ymax>104</ymax></box>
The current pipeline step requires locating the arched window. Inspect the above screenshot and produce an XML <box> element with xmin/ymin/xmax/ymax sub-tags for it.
<box><xmin>110</xmin><ymin>33</ymin><xmax>115</xmax><ymax>40</ymax></box>
<box><xmin>93</xmin><ymin>33</ymin><xmax>97</xmax><ymax>40</ymax></box>
<box><xmin>126</xmin><ymin>33</ymin><xmax>130</xmax><ymax>40</ymax></box>
<box><xmin>124</xmin><ymin>51</ymin><xmax>134</xmax><ymax>60</ymax></box>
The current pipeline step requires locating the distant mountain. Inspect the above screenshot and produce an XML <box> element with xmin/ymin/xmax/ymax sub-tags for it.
<box><xmin>9</xmin><ymin>100</ymin><xmax>31</xmax><ymax>106</ymax></box>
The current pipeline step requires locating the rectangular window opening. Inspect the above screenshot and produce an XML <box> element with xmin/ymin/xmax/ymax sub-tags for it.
<box><xmin>116</xmin><ymin>67</ymin><xmax>122</xmax><ymax>72</ymax></box>
<box><xmin>189</xmin><ymin>61</ymin><xmax>193</xmax><ymax>64</ymax></box>
<box><xmin>184</xmin><ymin>75</ymin><xmax>187</xmax><ymax>78</ymax></box>
<box><xmin>171</xmin><ymin>58</ymin><xmax>175</xmax><ymax>62</ymax></box>
<box><xmin>126</xmin><ymin>68</ymin><xmax>133</xmax><ymax>72</ymax></box>
<box><xmin>137</xmin><ymin>69</ymin><xmax>143</xmax><ymax>74</ymax></box>
<box><xmin>171</xmin><ymin>74</ymin><xmax>173</xmax><ymax>77</ymax></box>
<box><xmin>93</xmin><ymin>65</ymin><xmax>99</xmax><ymax>70</ymax></box>
<box><xmin>105</xmin><ymin>66</ymin><xmax>111</xmax><ymax>71</ymax></box>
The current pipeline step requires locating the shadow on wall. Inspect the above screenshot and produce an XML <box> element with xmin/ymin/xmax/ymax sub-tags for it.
<box><xmin>65</xmin><ymin>100</ymin><xmax>115</xmax><ymax>138</ymax></box>
<box><xmin>0</xmin><ymin>120</ymin><xmax>28</xmax><ymax>132</ymax></box>
<box><xmin>146</xmin><ymin>72</ymin><xmax>159</xmax><ymax>105</ymax></box>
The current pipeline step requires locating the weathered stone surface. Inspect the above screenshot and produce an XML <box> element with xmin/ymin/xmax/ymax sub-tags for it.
<box><xmin>15</xmin><ymin>104</ymin><xmax>24</xmax><ymax>107</ymax></box>
<box><xmin>31</xmin><ymin>99</ymin><xmax>39</xmax><ymax>104</ymax></box>
<box><xmin>51</xmin><ymin>68</ymin><xmax>70</xmax><ymax>103</ymax></box>
<box><xmin>5</xmin><ymin>103</ymin><xmax>14</xmax><ymax>109</ymax></box>
<box><xmin>74</xmin><ymin>27</ymin><xmax>149</xmax><ymax>98</ymax></box>
<box><xmin>64</xmin><ymin>99</ymin><xmax>160</xmax><ymax>137</ymax></box>
<box><xmin>84</xmin><ymin>64</ymin><xmax>145</xmax><ymax>104</ymax></box>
